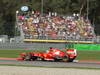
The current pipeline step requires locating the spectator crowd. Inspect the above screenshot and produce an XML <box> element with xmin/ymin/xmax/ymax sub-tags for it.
<box><xmin>17</xmin><ymin>10</ymin><xmax>95</xmax><ymax>41</ymax></box>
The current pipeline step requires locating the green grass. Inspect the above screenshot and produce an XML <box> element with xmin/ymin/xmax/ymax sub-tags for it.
<box><xmin>0</xmin><ymin>49</ymin><xmax>100</xmax><ymax>61</ymax></box>
<box><xmin>76</xmin><ymin>51</ymin><xmax>100</xmax><ymax>61</ymax></box>
<box><xmin>0</xmin><ymin>50</ymin><xmax>43</xmax><ymax>57</ymax></box>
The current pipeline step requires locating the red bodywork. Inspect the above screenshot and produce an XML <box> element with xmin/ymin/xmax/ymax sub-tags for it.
<box><xmin>17</xmin><ymin>48</ymin><xmax>77</xmax><ymax>62</ymax></box>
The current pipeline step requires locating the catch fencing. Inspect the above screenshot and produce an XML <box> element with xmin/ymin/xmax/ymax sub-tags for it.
<box><xmin>0</xmin><ymin>43</ymin><xmax>65</xmax><ymax>50</ymax></box>
<box><xmin>0</xmin><ymin>42</ymin><xmax>100</xmax><ymax>51</ymax></box>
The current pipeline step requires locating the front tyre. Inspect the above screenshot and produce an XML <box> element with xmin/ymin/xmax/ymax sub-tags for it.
<box><xmin>24</xmin><ymin>54</ymin><xmax>32</xmax><ymax>61</ymax></box>
<box><xmin>62</xmin><ymin>55</ymin><xmax>68</xmax><ymax>62</ymax></box>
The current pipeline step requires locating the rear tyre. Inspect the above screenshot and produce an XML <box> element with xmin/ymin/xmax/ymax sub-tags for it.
<box><xmin>41</xmin><ymin>58</ymin><xmax>45</xmax><ymax>61</ymax></box>
<box><xmin>67</xmin><ymin>56</ymin><xmax>76</xmax><ymax>62</ymax></box>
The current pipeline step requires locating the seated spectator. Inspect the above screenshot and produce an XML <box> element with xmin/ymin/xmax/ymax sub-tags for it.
<box><xmin>17</xmin><ymin>10</ymin><xmax>96</xmax><ymax>41</ymax></box>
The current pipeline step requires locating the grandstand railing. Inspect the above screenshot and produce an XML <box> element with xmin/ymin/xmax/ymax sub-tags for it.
<box><xmin>24</xmin><ymin>34</ymin><xmax>95</xmax><ymax>40</ymax></box>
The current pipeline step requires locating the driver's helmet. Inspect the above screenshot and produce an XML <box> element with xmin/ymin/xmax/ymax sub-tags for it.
<box><xmin>47</xmin><ymin>47</ymin><xmax>54</xmax><ymax>53</ymax></box>
<box><xmin>49</xmin><ymin>47</ymin><xmax>53</xmax><ymax>51</ymax></box>
<box><xmin>49</xmin><ymin>47</ymin><xmax>53</xmax><ymax>49</ymax></box>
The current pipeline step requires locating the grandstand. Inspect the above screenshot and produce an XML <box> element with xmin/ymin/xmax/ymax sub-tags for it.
<box><xmin>16</xmin><ymin>11</ymin><xmax>96</xmax><ymax>43</ymax></box>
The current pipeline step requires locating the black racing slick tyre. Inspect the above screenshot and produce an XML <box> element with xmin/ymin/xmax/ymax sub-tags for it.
<box><xmin>67</xmin><ymin>58</ymin><xmax>74</xmax><ymax>62</ymax></box>
<box><xmin>62</xmin><ymin>55</ymin><xmax>68</xmax><ymax>62</ymax></box>
<box><xmin>67</xmin><ymin>56</ymin><xmax>76</xmax><ymax>62</ymax></box>
<box><xmin>24</xmin><ymin>54</ymin><xmax>32</xmax><ymax>61</ymax></box>
<box><xmin>54</xmin><ymin>58</ymin><xmax>60</xmax><ymax>62</ymax></box>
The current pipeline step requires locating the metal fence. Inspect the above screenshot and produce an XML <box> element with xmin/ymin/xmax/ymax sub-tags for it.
<box><xmin>0</xmin><ymin>35</ymin><xmax>100</xmax><ymax>50</ymax></box>
<box><xmin>0</xmin><ymin>41</ymin><xmax>100</xmax><ymax>50</ymax></box>
<box><xmin>0</xmin><ymin>42</ymin><xmax>65</xmax><ymax>50</ymax></box>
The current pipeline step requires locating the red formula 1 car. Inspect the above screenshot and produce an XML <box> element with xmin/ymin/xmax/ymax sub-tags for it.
<box><xmin>17</xmin><ymin>48</ymin><xmax>77</xmax><ymax>62</ymax></box>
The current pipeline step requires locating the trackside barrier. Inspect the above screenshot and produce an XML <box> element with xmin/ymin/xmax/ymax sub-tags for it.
<box><xmin>65</xmin><ymin>44</ymin><xmax>100</xmax><ymax>51</ymax></box>
<box><xmin>0</xmin><ymin>43</ymin><xmax>100</xmax><ymax>51</ymax></box>
<box><xmin>0</xmin><ymin>43</ymin><xmax>65</xmax><ymax>50</ymax></box>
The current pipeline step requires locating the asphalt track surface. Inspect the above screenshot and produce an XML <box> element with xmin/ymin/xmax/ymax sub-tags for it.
<box><xmin>0</xmin><ymin>58</ymin><xmax>100</xmax><ymax>69</ymax></box>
